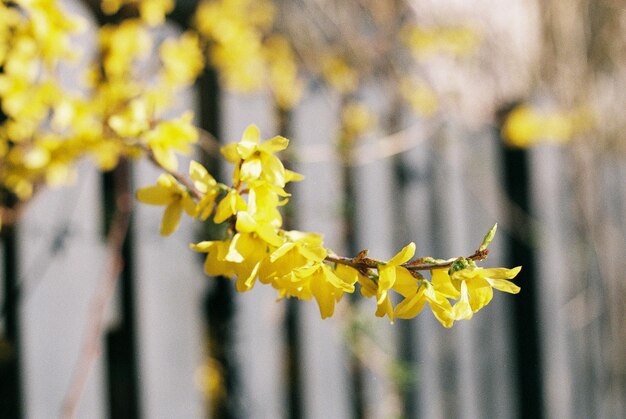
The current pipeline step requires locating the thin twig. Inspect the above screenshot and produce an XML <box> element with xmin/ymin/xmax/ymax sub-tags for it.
<box><xmin>60</xmin><ymin>197</ymin><xmax>132</xmax><ymax>419</ymax></box>
<box><xmin>325</xmin><ymin>248</ymin><xmax>489</xmax><ymax>274</ymax></box>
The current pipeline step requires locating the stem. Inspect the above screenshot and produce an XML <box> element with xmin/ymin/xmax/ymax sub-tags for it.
<box><xmin>325</xmin><ymin>248</ymin><xmax>489</xmax><ymax>273</ymax></box>
<box><xmin>61</xmin><ymin>197</ymin><xmax>132</xmax><ymax>418</ymax></box>
<box><xmin>144</xmin><ymin>150</ymin><xmax>205</xmax><ymax>200</ymax></box>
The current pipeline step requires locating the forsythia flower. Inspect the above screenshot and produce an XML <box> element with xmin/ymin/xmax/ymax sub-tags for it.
<box><xmin>320</xmin><ymin>54</ymin><xmax>359</xmax><ymax>93</ymax></box>
<box><xmin>394</xmin><ymin>279</ymin><xmax>455</xmax><ymax>328</ymax></box>
<box><xmin>189</xmin><ymin>160</ymin><xmax>221</xmax><ymax>220</ymax></box>
<box><xmin>159</xmin><ymin>32</ymin><xmax>204</xmax><ymax>86</ymax></box>
<box><xmin>136</xmin><ymin>173</ymin><xmax>196</xmax><ymax>236</ymax></box>
<box><xmin>220</xmin><ymin>124</ymin><xmax>289</xmax><ymax>187</ymax></box>
<box><xmin>501</xmin><ymin>104</ymin><xmax>592</xmax><ymax>148</ymax></box>
<box><xmin>213</xmin><ymin>189</ymin><xmax>246</xmax><ymax>224</ymax></box>
<box><xmin>450</xmin><ymin>265</ymin><xmax>521</xmax><ymax>320</ymax></box>
<box><xmin>144</xmin><ymin>112</ymin><xmax>198</xmax><ymax>172</ymax></box>
<box><xmin>374</xmin><ymin>243</ymin><xmax>419</xmax><ymax>321</ymax></box>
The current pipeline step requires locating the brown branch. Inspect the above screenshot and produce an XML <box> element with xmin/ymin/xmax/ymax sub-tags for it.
<box><xmin>144</xmin><ymin>149</ymin><xmax>205</xmax><ymax>200</ymax></box>
<box><xmin>325</xmin><ymin>248</ymin><xmax>489</xmax><ymax>274</ymax></box>
<box><xmin>60</xmin><ymin>197</ymin><xmax>132</xmax><ymax>419</ymax></box>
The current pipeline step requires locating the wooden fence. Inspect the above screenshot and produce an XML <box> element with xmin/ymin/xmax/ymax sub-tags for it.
<box><xmin>1</xmin><ymin>2</ymin><xmax>625</xmax><ymax>419</ymax></box>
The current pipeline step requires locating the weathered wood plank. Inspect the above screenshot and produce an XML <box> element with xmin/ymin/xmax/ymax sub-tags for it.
<box><xmin>133</xmin><ymin>155</ymin><xmax>207</xmax><ymax>419</ymax></box>
<box><xmin>20</xmin><ymin>162</ymin><xmax>107</xmax><ymax>418</ymax></box>
<box><xmin>291</xmin><ymin>87</ymin><xmax>351</xmax><ymax>419</ymax></box>
<box><xmin>529</xmin><ymin>144</ymin><xmax>573</xmax><ymax>419</ymax></box>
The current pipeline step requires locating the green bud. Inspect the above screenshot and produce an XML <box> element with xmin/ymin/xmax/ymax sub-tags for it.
<box><xmin>449</xmin><ymin>258</ymin><xmax>469</xmax><ymax>274</ymax></box>
<box><xmin>479</xmin><ymin>223</ymin><xmax>498</xmax><ymax>251</ymax></box>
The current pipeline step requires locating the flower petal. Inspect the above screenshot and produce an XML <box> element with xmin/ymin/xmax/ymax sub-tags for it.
<box><xmin>160</xmin><ymin>202</ymin><xmax>183</xmax><ymax>236</ymax></box>
<box><xmin>388</xmin><ymin>242</ymin><xmax>416</xmax><ymax>266</ymax></box>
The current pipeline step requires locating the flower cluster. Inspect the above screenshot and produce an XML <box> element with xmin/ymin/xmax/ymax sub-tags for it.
<box><xmin>1</xmin><ymin>0</ymin><xmax>522</xmax><ymax>326</ymax></box>
<box><xmin>137</xmin><ymin>126</ymin><xmax>521</xmax><ymax>325</ymax></box>
<box><xmin>194</xmin><ymin>0</ymin><xmax>303</xmax><ymax>109</ymax></box>
<box><xmin>0</xmin><ymin>0</ymin><xmax>203</xmax><ymax>201</ymax></box>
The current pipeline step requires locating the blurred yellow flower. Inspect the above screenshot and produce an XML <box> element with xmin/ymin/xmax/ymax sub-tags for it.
<box><xmin>136</xmin><ymin>173</ymin><xmax>196</xmax><ymax>236</ymax></box>
<box><xmin>502</xmin><ymin>104</ymin><xmax>593</xmax><ymax>148</ymax></box>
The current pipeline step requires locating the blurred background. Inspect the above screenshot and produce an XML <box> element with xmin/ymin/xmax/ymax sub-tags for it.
<box><xmin>1</xmin><ymin>0</ymin><xmax>625</xmax><ymax>418</ymax></box>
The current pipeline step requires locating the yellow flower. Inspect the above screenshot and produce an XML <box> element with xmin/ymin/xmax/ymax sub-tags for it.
<box><xmin>138</xmin><ymin>0</ymin><xmax>174</xmax><ymax>26</ymax></box>
<box><xmin>341</xmin><ymin>101</ymin><xmax>375</xmax><ymax>138</ymax></box>
<box><xmin>144</xmin><ymin>112</ymin><xmax>198</xmax><ymax>172</ymax></box>
<box><xmin>400</xmin><ymin>78</ymin><xmax>438</xmax><ymax>117</ymax></box>
<box><xmin>293</xmin><ymin>262</ymin><xmax>355</xmax><ymax>319</ymax></box>
<box><xmin>223</xmin><ymin>233</ymin><xmax>270</xmax><ymax>292</ymax></box>
<box><xmin>221</xmin><ymin>124</ymin><xmax>289</xmax><ymax>187</ymax></box>
<box><xmin>259</xmin><ymin>231</ymin><xmax>327</xmax><ymax>285</ymax></box>
<box><xmin>333</xmin><ymin>264</ymin><xmax>375</xmax><ymax>298</ymax></box>
<box><xmin>108</xmin><ymin>99</ymin><xmax>150</xmax><ymax>138</ymax></box>
<box><xmin>213</xmin><ymin>189</ymin><xmax>246</xmax><ymax>224</ymax></box>
<box><xmin>99</xmin><ymin>20</ymin><xmax>151</xmax><ymax>78</ymax></box>
<box><xmin>320</xmin><ymin>54</ymin><xmax>359</xmax><ymax>93</ymax></box>
<box><xmin>190</xmin><ymin>239</ymin><xmax>236</xmax><ymax>278</ymax></box>
<box><xmin>189</xmin><ymin>160</ymin><xmax>220</xmax><ymax>220</ymax></box>
<box><xmin>375</xmin><ymin>243</ymin><xmax>418</xmax><ymax>321</ymax></box>
<box><xmin>235</xmin><ymin>210</ymin><xmax>282</xmax><ymax>247</ymax></box>
<box><xmin>395</xmin><ymin>281</ymin><xmax>455</xmax><ymax>327</ymax></box>
<box><xmin>450</xmin><ymin>265</ymin><xmax>521</xmax><ymax>319</ymax></box>
<box><xmin>136</xmin><ymin>173</ymin><xmax>196</xmax><ymax>236</ymax></box>
<box><xmin>159</xmin><ymin>31</ymin><xmax>204</xmax><ymax>86</ymax></box>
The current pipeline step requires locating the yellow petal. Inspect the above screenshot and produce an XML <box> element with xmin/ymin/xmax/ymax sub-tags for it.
<box><xmin>240</xmin><ymin>157</ymin><xmax>262</xmax><ymax>180</ymax></box>
<box><xmin>432</xmin><ymin>268</ymin><xmax>460</xmax><ymax>299</ymax></box>
<box><xmin>225</xmin><ymin>234</ymin><xmax>244</xmax><ymax>263</ymax></box>
<box><xmin>453</xmin><ymin>282</ymin><xmax>473</xmax><ymax>320</ymax></box>
<box><xmin>392</xmin><ymin>267</ymin><xmax>419</xmax><ymax>297</ymax></box>
<box><xmin>237</xmin><ymin>125</ymin><xmax>260</xmax><ymax>158</ymax></box>
<box><xmin>220</xmin><ymin>143</ymin><xmax>241</xmax><ymax>163</ymax></box>
<box><xmin>388</xmin><ymin>242</ymin><xmax>416</xmax><ymax>266</ymax></box>
<box><xmin>160</xmin><ymin>202</ymin><xmax>183</xmax><ymax>236</ymax></box>
<box><xmin>378</xmin><ymin>265</ymin><xmax>396</xmax><ymax>298</ymax></box>
<box><xmin>285</xmin><ymin>169</ymin><xmax>304</xmax><ymax>183</ymax></box>
<box><xmin>270</xmin><ymin>242</ymin><xmax>297</xmax><ymax>262</ymax></box>
<box><xmin>394</xmin><ymin>288</ymin><xmax>427</xmax><ymax>319</ymax></box>
<box><xmin>483</xmin><ymin>266</ymin><xmax>522</xmax><ymax>280</ymax></box>
<box><xmin>136</xmin><ymin>185</ymin><xmax>171</xmax><ymax>205</ymax></box>
<box><xmin>260</xmin><ymin>135</ymin><xmax>289</xmax><ymax>153</ymax></box>
<box><xmin>375</xmin><ymin>294</ymin><xmax>394</xmax><ymax>322</ymax></box>
<box><xmin>235</xmin><ymin>211</ymin><xmax>256</xmax><ymax>233</ymax></box>
<box><xmin>486</xmin><ymin>278</ymin><xmax>521</xmax><ymax>294</ymax></box>
<box><xmin>260</xmin><ymin>153</ymin><xmax>286</xmax><ymax>187</ymax></box>
<box><xmin>190</xmin><ymin>240</ymin><xmax>216</xmax><ymax>252</ymax></box>
<box><xmin>466</xmin><ymin>278</ymin><xmax>493</xmax><ymax>313</ymax></box>
<box><xmin>152</xmin><ymin>146</ymin><xmax>178</xmax><ymax>172</ymax></box>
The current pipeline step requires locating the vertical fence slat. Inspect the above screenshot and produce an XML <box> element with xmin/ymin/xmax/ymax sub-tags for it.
<box><xmin>460</xmin><ymin>128</ymin><xmax>518</xmax><ymax>419</ymax></box>
<box><xmin>469</xmin><ymin>129</ymin><xmax>518</xmax><ymax>419</ymax></box>
<box><xmin>352</xmin><ymin>87</ymin><xmax>399</xmax><ymax>419</ymax></box>
<box><xmin>401</xmin><ymin>122</ymin><xmax>444</xmax><ymax>419</ymax></box>
<box><xmin>222</xmin><ymin>91</ymin><xmax>285</xmax><ymax>419</ymax></box>
<box><xmin>529</xmin><ymin>144</ymin><xmax>573</xmax><ymax>419</ymax></box>
<box><xmin>132</xmin><ymin>69</ymin><xmax>206</xmax><ymax>417</ymax></box>
<box><xmin>291</xmin><ymin>87</ymin><xmax>351</xmax><ymax>419</ymax></box>
<box><xmin>133</xmin><ymin>157</ymin><xmax>207</xmax><ymax>419</ymax></box>
<box><xmin>20</xmin><ymin>163</ymin><xmax>106</xmax><ymax>418</ymax></box>
<box><xmin>431</xmin><ymin>123</ymin><xmax>469</xmax><ymax>419</ymax></box>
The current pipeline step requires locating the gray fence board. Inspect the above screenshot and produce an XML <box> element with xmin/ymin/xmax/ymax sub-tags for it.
<box><xmin>292</xmin><ymin>88</ymin><xmax>352</xmax><ymax>419</ymax></box>
<box><xmin>530</xmin><ymin>144</ymin><xmax>574</xmax><ymax>419</ymax></box>
<box><xmin>134</xmin><ymin>156</ymin><xmax>207</xmax><ymax>419</ymax></box>
<box><xmin>352</xmin><ymin>88</ymin><xmax>400</xmax><ymax>419</ymax></box>
<box><xmin>19</xmin><ymin>163</ymin><xmax>107</xmax><ymax>418</ymax></box>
